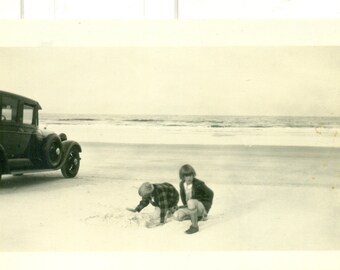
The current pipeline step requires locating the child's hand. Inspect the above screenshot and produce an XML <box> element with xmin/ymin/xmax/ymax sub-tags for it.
<box><xmin>126</xmin><ymin>207</ymin><xmax>137</xmax><ymax>213</ymax></box>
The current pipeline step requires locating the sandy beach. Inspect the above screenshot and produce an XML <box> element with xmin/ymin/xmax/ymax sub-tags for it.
<box><xmin>1</xmin><ymin>142</ymin><xmax>339</xmax><ymax>252</ymax></box>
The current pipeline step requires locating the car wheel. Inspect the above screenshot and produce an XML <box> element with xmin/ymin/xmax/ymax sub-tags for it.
<box><xmin>43</xmin><ymin>135</ymin><xmax>62</xmax><ymax>168</ymax></box>
<box><xmin>61</xmin><ymin>146</ymin><xmax>80</xmax><ymax>178</ymax></box>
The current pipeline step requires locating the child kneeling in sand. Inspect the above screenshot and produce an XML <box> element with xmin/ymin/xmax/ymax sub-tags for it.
<box><xmin>173</xmin><ymin>164</ymin><xmax>214</xmax><ymax>234</ymax></box>
<box><xmin>127</xmin><ymin>182</ymin><xmax>179</xmax><ymax>228</ymax></box>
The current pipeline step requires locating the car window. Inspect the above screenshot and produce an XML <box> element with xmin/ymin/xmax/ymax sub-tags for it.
<box><xmin>23</xmin><ymin>104</ymin><xmax>34</xmax><ymax>125</ymax></box>
<box><xmin>1</xmin><ymin>96</ymin><xmax>18</xmax><ymax>122</ymax></box>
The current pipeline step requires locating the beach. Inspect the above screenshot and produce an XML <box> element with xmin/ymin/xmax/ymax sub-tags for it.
<box><xmin>1</xmin><ymin>141</ymin><xmax>340</xmax><ymax>251</ymax></box>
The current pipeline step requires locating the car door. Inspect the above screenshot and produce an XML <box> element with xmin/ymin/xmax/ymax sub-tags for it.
<box><xmin>0</xmin><ymin>95</ymin><xmax>20</xmax><ymax>158</ymax></box>
<box><xmin>16</xmin><ymin>103</ymin><xmax>38</xmax><ymax>158</ymax></box>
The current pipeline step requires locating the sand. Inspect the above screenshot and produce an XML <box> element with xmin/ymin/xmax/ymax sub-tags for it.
<box><xmin>1</xmin><ymin>142</ymin><xmax>340</xmax><ymax>251</ymax></box>
<box><xmin>1</xmin><ymin>142</ymin><xmax>340</xmax><ymax>269</ymax></box>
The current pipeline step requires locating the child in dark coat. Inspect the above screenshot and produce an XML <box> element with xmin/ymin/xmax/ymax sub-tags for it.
<box><xmin>173</xmin><ymin>164</ymin><xmax>214</xmax><ymax>234</ymax></box>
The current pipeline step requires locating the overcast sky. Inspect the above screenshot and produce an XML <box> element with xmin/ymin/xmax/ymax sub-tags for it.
<box><xmin>0</xmin><ymin>46</ymin><xmax>339</xmax><ymax>116</ymax></box>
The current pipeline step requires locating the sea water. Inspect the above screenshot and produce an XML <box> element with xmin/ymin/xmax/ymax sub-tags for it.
<box><xmin>39</xmin><ymin>114</ymin><xmax>340</xmax><ymax>147</ymax></box>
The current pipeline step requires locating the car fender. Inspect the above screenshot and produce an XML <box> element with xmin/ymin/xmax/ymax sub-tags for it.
<box><xmin>57</xmin><ymin>141</ymin><xmax>82</xmax><ymax>169</ymax></box>
<box><xmin>0</xmin><ymin>144</ymin><xmax>10</xmax><ymax>174</ymax></box>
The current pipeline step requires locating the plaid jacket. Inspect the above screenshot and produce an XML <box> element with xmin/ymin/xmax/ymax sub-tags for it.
<box><xmin>135</xmin><ymin>182</ymin><xmax>179</xmax><ymax>223</ymax></box>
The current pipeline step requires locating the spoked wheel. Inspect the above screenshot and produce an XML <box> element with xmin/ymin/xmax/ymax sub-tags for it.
<box><xmin>61</xmin><ymin>146</ymin><xmax>80</xmax><ymax>178</ymax></box>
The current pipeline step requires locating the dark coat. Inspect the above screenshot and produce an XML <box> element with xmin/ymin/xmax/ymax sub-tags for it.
<box><xmin>179</xmin><ymin>178</ymin><xmax>214</xmax><ymax>213</ymax></box>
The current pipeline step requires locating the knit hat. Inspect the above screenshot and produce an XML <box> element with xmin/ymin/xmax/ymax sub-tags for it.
<box><xmin>138</xmin><ymin>182</ymin><xmax>154</xmax><ymax>197</ymax></box>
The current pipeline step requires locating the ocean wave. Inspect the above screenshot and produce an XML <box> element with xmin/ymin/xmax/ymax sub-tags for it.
<box><xmin>124</xmin><ymin>119</ymin><xmax>163</xmax><ymax>123</ymax></box>
<box><xmin>58</xmin><ymin>118</ymin><xmax>98</xmax><ymax>121</ymax></box>
<box><xmin>164</xmin><ymin>124</ymin><xmax>187</xmax><ymax>127</ymax></box>
<box><xmin>210</xmin><ymin>124</ymin><xmax>228</xmax><ymax>128</ymax></box>
<box><xmin>39</xmin><ymin>114</ymin><xmax>340</xmax><ymax>129</ymax></box>
<box><xmin>248</xmin><ymin>125</ymin><xmax>269</xmax><ymax>128</ymax></box>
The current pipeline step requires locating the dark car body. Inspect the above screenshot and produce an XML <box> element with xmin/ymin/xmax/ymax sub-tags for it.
<box><xmin>0</xmin><ymin>90</ymin><xmax>81</xmax><ymax>180</ymax></box>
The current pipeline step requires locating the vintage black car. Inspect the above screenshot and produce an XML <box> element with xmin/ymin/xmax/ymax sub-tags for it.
<box><xmin>0</xmin><ymin>90</ymin><xmax>81</xmax><ymax>181</ymax></box>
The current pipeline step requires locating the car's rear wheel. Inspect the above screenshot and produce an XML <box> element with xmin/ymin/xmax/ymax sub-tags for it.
<box><xmin>43</xmin><ymin>135</ymin><xmax>62</xmax><ymax>168</ymax></box>
<box><xmin>61</xmin><ymin>146</ymin><xmax>80</xmax><ymax>178</ymax></box>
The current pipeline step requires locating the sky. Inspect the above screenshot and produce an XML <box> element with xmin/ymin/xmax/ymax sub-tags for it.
<box><xmin>0</xmin><ymin>46</ymin><xmax>339</xmax><ymax>116</ymax></box>
<box><xmin>0</xmin><ymin>1</ymin><xmax>340</xmax><ymax>116</ymax></box>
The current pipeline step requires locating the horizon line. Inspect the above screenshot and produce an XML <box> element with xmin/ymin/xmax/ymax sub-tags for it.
<box><xmin>39</xmin><ymin>112</ymin><xmax>340</xmax><ymax>118</ymax></box>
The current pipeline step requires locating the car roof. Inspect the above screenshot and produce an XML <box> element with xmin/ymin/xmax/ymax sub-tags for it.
<box><xmin>0</xmin><ymin>90</ymin><xmax>42</xmax><ymax>110</ymax></box>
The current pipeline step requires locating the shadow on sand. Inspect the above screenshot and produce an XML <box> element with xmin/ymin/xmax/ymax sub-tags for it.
<box><xmin>0</xmin><ymin>173</ymin><xmax>72</xmax><ymax>191</ymax></box>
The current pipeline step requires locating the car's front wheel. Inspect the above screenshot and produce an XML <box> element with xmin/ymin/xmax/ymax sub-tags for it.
<box><xmin>61</xmin><ymin>146</ymin><xmax>80</xmax><ymax>178</ymax></box>
<box><xmin>43</xmin><ymin>135</ymin><xmax>62</xmax><ymax>168</ymax></box>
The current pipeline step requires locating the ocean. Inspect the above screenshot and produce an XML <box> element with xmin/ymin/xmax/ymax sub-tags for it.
<box><xmin>39</xmin><ymin>114</ymin><xmax>340</xmax><ymax>147</ymax></box>
<box><xmin>40</xmin><ymin>114</ymin><xmax>340</xmax><ymax>129</ymax></box>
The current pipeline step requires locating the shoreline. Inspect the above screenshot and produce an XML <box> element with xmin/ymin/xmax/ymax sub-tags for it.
<box><xmin>42</xmin><ymin>120</ymin><xmax>340</xmax><ymax>148</ymax></box>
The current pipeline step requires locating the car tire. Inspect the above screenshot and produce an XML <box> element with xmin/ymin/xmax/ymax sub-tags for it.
<box><xmin>43</xmin><ymin>135</ymin><xmax>62</xmax><ymax>168</ymax></box>
<box><xmin>61</xmin><ymin>146</ymin><xmax>80</xmax><ymax>178</ymax></box>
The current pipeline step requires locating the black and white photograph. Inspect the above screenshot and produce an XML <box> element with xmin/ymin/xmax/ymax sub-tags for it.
<box><xmin>1</xmin><ymin>1</ymin><xmax>340</xmax><ymax>269</ymax></box>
